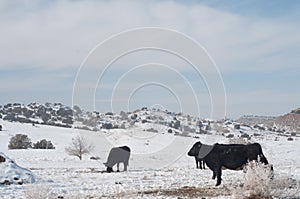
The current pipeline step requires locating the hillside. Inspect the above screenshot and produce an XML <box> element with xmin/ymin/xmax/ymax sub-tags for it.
<box><xmin>274</xmin><ymin>108</ymin><xmax>300</xmax><ymax>132</ymax></box>
<box><xmin>0</xmin><ymin>117</ymin><xmax>299</xmax><ymax>198</ymax></box>
<box><xmin>237</xmin><ymin>107</ymin><xmax>300</xmax><ymax>133</ymax></box>
<box><xmin>0</xmin><ymin>103</ymin><xmax>300</xmax><ymax>198</ymax></box>
<box><xmin>0</xmin><ymin>102</ymin><xmax>210</xmax><ymax>137</ymax></box>
<box><xmin>0</xmin><ymin>102</ymin><xmax>73</xmax><ymax>128</ymax></box>
<box><xmin>1</xmin><ymin>102</ymin><xmax>299</xmax><ymax>140</ymax></box>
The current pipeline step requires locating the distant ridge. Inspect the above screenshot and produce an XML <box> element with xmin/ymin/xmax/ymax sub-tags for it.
<box><xmin>0</xmin><ymin>102</ymin><xmax>206</xmax><ymax>136</ymax></box>
<box><xmin>1</xmin><ymin>102</ymin><xmax>299</xmax><ymax>135</ymax></box>
<box><xmin>274</xmin><ymin>108</ymin><xmax>300</xmax><ymax>132</ymax></box>
<box><xmin>237</xmin><ymin>108</ymin><xmax>300</xmax><ymax>132</ymax></box>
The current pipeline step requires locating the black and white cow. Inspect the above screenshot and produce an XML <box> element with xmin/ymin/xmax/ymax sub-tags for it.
<box><xmin>188</xmin><ymin>141</ymin><xmax>270</xmax><ymax>186</ymax></box>
<box><xmin>104</xmin><ymin>146</ymin><xmax>131</xmax><ymax>172</ymax></box>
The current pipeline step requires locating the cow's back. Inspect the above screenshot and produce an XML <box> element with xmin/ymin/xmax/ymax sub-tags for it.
<box><xmin>119</xmin><ymin>146</ymin><xmax>131</xmax><ymax>153</ymax></box>
<box><xmin>205</xmin><ymin>144</ymin><xmax>248</xmax><ymax>170</ymax></box>
<box><xmin>204</xmin><ymin>143</ymin><xmax>268</xmax><ymax>170</ymax></box>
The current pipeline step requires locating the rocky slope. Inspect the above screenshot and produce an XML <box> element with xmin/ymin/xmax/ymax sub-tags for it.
<box><xmin>237</xmin><ymin>108</ymin><xmax>300</xmax><ymax>133</ymax></box>
<box><xmin>0</xmin><ymin>102</ymin><xmax>73</xmax><ymax>128</ymax></box>
<box><xmin>0</xmin><ymin>103</ymin><xmax>208</xmax><ymax>136</ymax></box>
<box><xmin>1</xmin><ymin>102</ymin><xmax>299</xmax><ymax>139</ymax></box>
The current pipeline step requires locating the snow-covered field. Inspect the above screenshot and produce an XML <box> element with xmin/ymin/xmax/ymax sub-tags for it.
<box><xmin>0</xmin><ymin>119</ymin><xmax>299</xmax><ymax>198</ymax></box>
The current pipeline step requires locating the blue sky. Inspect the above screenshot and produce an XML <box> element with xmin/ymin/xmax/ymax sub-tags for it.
<box><xmin>0</xmin><ymin>0</ymin><xmax>299</xmax><ymax>119</ymax></box>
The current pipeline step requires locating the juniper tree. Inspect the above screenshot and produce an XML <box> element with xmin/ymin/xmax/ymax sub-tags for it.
<box><xmin>8</xmin><ymin>134</ymin><xmax>32</xmax><ymax>149</ymax></box>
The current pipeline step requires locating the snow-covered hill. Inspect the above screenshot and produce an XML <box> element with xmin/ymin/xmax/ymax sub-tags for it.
<box><xmin>0</xmin><ymin>102</ymin><xmax>73</xmax><ymax>128</ymax></box>
<box><xmin>0</xmin><ymin>102</ymin><xmax>205</xmax><ymax>134</ymax></box>
<box><xmin>2</xmin><ymin>102</ymin><xmax>299</xmax><ymax>142</ymax></box>
<box><xmin>0</xmin><ymin>117</ymin><xmax>300</xmax><ymax>198</ymax></box>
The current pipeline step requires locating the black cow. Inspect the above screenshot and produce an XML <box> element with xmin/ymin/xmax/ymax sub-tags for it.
<box><xmin>104</xmin><ymin>146</ymin><xmax>131</xmax><ymax>172</ymax></box>
<box><xmin>188</xmin><ymin>141</ymin><xmax>270</xmax><ymax>186</ymax></box>
<box><xmin>195</xmin><ymin>157</ymin><xmax>205</xmax><ymax>169</ymax></box>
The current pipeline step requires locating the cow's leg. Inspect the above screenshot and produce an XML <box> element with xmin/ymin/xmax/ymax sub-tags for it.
<box><xmin>195</xmin><ymin>157</ymin><xmax>199</xmax><ymax>168</ymax></box>
<box><xmin>107</xmin><ymin>167</ymin><xmax>113</xmax><ymax>173</ymax></box>
<box><xmin>212</xmin><ymin>170</ymin><xmax>216</xmax><ymax>179</ymax></box>
<box><xmin>200</xmin><ymin>160</ymin><xmax>206</xmax><ymax>169</ymax></box>
<box><xmin>124</xmin><ymin>162</ymin><xmax>127</xmax><ymax>171</ymax></box>
<box><xmin>199</xmin><ymin>160</ymin><xmax>202</xmax><ymax>169</ymax></box>
<box><xmin>215</xmin><ymin>167</ymin><xmax>222</xmax><ymax>186</ymax></box>
<box><xmin>116</xmin><ymin>163</ymin><xmax>120</xmax><ymax>172</ymax></box>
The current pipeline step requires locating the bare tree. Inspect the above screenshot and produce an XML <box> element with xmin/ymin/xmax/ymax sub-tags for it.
<box><xmin>65</xmin><ymin>135</ymin><xmax>94</xmax><ymax>160</ymax></box>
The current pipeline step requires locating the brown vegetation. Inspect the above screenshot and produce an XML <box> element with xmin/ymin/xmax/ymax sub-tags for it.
<box><xmin>138</xmin><ymin>186</ymin><xmax>231</xmax><ymax>198</ymax></box>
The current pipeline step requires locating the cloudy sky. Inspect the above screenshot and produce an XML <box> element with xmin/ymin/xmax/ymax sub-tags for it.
<box><xmin>0</xmin><ymin>0</ymin><xmax>299</xmax><ymax>119</ymax></box>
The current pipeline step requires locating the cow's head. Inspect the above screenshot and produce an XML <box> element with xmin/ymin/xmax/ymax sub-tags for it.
<box><xmin>188</xmin><ymin>141</ymin><xmax>202</xmax><ymax>157</ymax></box>
<box><xmin>103</xmin><ymin>162</ymin><xmax>113</xmax><ymax>172</ymax></box>
<box><xmin>106</xmin><ymin>167</ymin><xmax>113</xmax><ymax>173</ymax></box>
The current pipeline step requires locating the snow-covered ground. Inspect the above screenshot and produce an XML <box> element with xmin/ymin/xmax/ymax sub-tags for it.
<box><xmin>0</xmin><ymin>119</ymin><xmax>299</xmax><ymax>198</ymax></box>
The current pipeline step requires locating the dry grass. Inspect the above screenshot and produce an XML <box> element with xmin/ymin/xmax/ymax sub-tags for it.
<box><xmin>137</xmin><ymin>186</ymin><xmax>231</xmax><ymax>198</ymax></box>
<box><xmin>24</xmin><ymin>185</ymin><xmax>55</xmax><ymax>199</ymax></box>
<box><xmin>234</xmin><ymin>161</ymin><xmax>300</xmax><ymax>199</ymax></box>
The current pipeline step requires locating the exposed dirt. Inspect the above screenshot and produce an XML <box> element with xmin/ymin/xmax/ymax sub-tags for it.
<box><xmin>137</xmin><ymin>186</ymin><xmax>232</xmax><ymax>198</ymax></box>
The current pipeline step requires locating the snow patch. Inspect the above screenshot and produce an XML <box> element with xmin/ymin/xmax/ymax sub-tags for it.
<box><xmin>0</xmin><ymin>152</ymin><xmax>35</xmax><ymax>185</ymax></box>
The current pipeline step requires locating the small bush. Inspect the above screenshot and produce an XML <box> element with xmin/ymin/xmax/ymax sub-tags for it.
<box><xmin>62</xmin><ymin>117</ymin><xmax>73</xmax><ymax>125</ymax></box>
<box><xmin>3</xmin><ymin>113</ymin><xmax>16</xmax><ymax>122</ymax></box>
<box><xmin>234</xmin><ymin>161</ymin><xmax>273</xmax><ymax>199</ymax></box>
<box><xmin>102</xmin><ymin>123</ymin><xmax>113</xmax><ymax>129</ymax></box>
<box><xmin>146</xmin><ymin>128</ymin><xmax>158</xmax><ymax>133</ymax></box>
<box><xmin>24</xmin><ymin>185</ymin><xmax>55</xmax><ymax>199</ymax></box>
<box><xmin>235</xmin><ymin>161</ymin><xmax>300</xmax><ymax>199</ymax></box>
<box><xmin>173</xmin><ymin>120</ymin><xmax>180</xmax><ymax>129</ymax></box>
<box><xmin>8</xmin><ymin>134</ymin><xmax>32</xmax><ymax>149</ymax></box>
<box><xmin>226</xmin><ymin>134</ymin><xmax>234</xmax><ymax>138</ymax></box>
<box><xmin>33</xmin><ymin>139</ymin><xmax>55</xmax><ymax>149</ymax></box>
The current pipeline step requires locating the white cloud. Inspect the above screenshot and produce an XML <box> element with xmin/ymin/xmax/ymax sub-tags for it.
<box><xmin>0</xmin><ymin>0</ymin><xmax>299</xmax><ymax>73</ymax></box>
<box><xmin>1</xmin><ymin>0</ymin><xmax>299</xmax><ymax>118</ymax></box>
